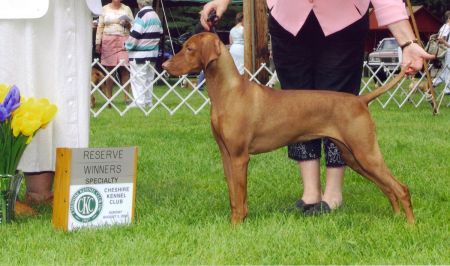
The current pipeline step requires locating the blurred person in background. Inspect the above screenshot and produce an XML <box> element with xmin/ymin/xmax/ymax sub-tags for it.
<box><xmin>125</xmin><ymin>0</ymin><xmax>163</xmax><ymax>108</ymax></box>
<box><xmin>95</xmin><ymin>0</ymin><xmax>133</xmax><ymax>106</ymax></box>
<box><xmin>229</xmin><ymin>12</ymin><xmax>244</xmax><ymax>75</ymax></box>
<box><xmin>432</xmin><ymin>10</ymin><xmax>450</xmax><ymax>95</ymax></box>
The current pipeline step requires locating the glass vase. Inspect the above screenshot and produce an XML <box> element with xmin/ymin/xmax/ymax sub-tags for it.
<box><xmin>0</xmin><ymin>171</ymin><xmax>24</xmax><ymax>224</ymax></box>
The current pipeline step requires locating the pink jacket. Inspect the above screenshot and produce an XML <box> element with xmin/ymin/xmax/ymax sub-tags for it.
<box><xmin>267</xmin><ymin>0</ymin><xmax>408</xmax><ymax>36</ymax></box>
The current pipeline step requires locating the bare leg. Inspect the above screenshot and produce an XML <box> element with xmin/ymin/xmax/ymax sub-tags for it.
<box><xmin>25</xmin><ymin>172</ymin><xmax>54</xmax><ymax>204</ymax></box>
<box><xmin>322</xmin><ymin>166</ymin><xmax>344</xmax><ymax>209</ymax></box>
<box><xmin>298</xmin><ymin>159</ymin><xmax>322</xmax><ymax>204</ymax></box>
<box><xmin>298</xmin><ymin>161</ymin><xmax>344</xmax><ymax>210</ymax></box>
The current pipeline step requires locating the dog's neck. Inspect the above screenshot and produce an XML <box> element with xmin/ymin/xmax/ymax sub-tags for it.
<box><xmin>204</xmin><ymin>43</ymin><xmax>243</xmax><ymax>107</ymax></box>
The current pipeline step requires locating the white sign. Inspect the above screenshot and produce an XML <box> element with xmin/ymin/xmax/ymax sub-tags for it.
<box><xmin>52</xmin><ymin>147</ymin><xmax>137</xmax><ymax>231</ymax></box>
<box><xmin>68</xmin><ymin>184</ymin><xmax>134</xmax><ymax>230</ymax></box>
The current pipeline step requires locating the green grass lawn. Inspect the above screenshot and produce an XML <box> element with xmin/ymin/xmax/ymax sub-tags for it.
<box><xmin>1</xmin><ymin>93</ymin><xmax>449</xmax><ymax>264</ymax></box>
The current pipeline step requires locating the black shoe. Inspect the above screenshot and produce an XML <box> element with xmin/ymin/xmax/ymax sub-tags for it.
<box><xmin>303</xmin><ymin>201</ymin><xmax>331</xmax><ymax>216</ymax></box>
<box><xmin>282</xmin><ymin>199</ymin><xmax>317</xmax><ymax>213</ymax></box>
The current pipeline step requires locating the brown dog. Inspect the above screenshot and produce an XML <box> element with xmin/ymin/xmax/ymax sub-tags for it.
<box><xmin>90</xmin><ymin>67</ymin><xmax>108</xmax><ymax>109</ymax></box>
<box><xmin>162</xmin><ymin>32</ymin><xmax>414</xmax><ymax>225</ymax></box>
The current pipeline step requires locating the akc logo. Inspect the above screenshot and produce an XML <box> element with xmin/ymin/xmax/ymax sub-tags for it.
<box><xmin>70</xmin><ymin>187</ymin><xmax>103</xmax><ymax>223</ymax></box>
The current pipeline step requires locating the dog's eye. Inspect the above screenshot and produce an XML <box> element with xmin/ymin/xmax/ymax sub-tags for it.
<box><xmin>186</xmin><ymin>47</ymin><xmax>193</xmax><ymax>52</ymax></box>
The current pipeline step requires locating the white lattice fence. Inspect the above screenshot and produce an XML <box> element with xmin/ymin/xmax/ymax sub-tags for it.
<box><xmin>90</xmin><ymin>58</ymin><xmax>210</xmax><ymax>117</ymax></box>
<box><xmin>90</xmin><ymin>59</ymin><xmax>449</xmax><ymax>117</ymax></box>
<box><xmin>361</xmin><ymin>62</ymin><xmax>450</xmax><ymax>110</ymax></box>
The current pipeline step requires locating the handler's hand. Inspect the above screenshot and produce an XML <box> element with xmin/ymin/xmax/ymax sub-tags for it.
<box><xmin>401</xmin><ymin>43</ymin><xmax>435</xmax><ymax>75</ymax></box>
<box><xmin>95</xmin><ymin>44</ymin><xmax>101</xmax><ymax>54</ymax></box>
<box><xmin>200</xmin><ymin>0</ymin><xmax>231</xmax><ymax>31</ymax></box>
<box><xmin>388</xmin><ymin>20</ymin><xmax>435</xmax><ymax>75</ymax></box>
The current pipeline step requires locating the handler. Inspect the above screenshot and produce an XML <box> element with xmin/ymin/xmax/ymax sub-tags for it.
<box><xmin>0</xmin><ymin>0</ymin><xmax>101</xmax><ymax>213</ymax></box>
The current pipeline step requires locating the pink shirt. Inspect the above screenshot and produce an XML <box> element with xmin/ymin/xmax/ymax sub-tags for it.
<box><xmin>267</xmin><ymin>0</ymin><xmax>408</xmax><ymax>36</ymax></box>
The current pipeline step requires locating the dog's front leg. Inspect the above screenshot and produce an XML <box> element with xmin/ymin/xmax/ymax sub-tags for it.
<box><xmin>211</xmin><ymin>126</ymin><xmax>249</xmax><ymax>224</ymax></box>
<box><xmin>211</xmin><ymin>130</ymin><xmax>240</xmax><ymax>222</ymax></box>
<box><xmin>211</xmin><ymin>125</ymin><xmax>232</xmax><ymax>180</ymax></box>
<box><xmin>227</xmin><ymin>154</ymin><xmax>250</xmax><ymax>225</ymax></box>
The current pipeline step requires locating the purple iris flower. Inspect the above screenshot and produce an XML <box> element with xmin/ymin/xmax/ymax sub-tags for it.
<box><xmin>0</xmin><ymin>105</ymin><xmax>8</xmax><ymax>122</ymax></box>
<box><xmin>0</xmin><ymin>85</ymin><xmax>21</xmax><ymax>122</ymax></box>
<box><xmin>4</xmin><ymin>85</ymin><xmax>21</xmax><ymax>111</ymax></box>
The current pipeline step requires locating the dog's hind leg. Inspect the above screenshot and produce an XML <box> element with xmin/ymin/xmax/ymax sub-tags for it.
<box><xmin>346</xmin><ymin>140</ymin><xmax>414</xmax><ymax>224</ymax></box>
<box><xmin>364</xmin><ymin>165</ymin><xmax>414</xmax><ymax>224</ymax></box>
<box><xmin>331</xmin><ymin>140</ymin><xmax>401</xmax><ymax>214</ymax></box>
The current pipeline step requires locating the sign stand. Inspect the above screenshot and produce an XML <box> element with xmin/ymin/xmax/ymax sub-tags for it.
<box><xmin>52</xmin><ymin>147</ymin><xmax>137</xmax><ymax>231</ymax></box>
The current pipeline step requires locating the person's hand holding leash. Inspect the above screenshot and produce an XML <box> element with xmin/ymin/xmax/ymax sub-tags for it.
<box><xmin>388</xmin><ymin>20</ymin><xmax>435</xmax><ymax>75</ymax></box>
<box><xmin>200</xmin><ymin>0</ymin><xmax>231</xmax><ymax>31</ymax></box>
<box><xmin>401</xmin><ymin>42</ymin><xmax>435</xmax><ymax>75</ymax></box>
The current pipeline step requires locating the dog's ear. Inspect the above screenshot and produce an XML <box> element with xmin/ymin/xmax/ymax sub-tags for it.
<box><xmin>201</xmin><ymin>37</ymin><xmax>221</xmax><ymax>69</ymax></box>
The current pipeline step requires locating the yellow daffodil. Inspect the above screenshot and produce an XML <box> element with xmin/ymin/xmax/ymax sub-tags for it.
<box><xmin>41</xmin><ymin>105</ymin><xmax>57</xmax><ymax>128</ymax></box>
<box><xmin>11</xmin><ymin>113</ymin><xmax>40</xmax><ymax>136</ymax></box>
<box><xmin>10</xmin><ymin>97</ymin><xmax>57</xmax><ymax>138</ymax></box>
<box><xmin>22</xmin><ymin>115</ymin><xmax>41</xmax><ymax>136</ymax></box>
<box><xmin>11</xmin><ymin>115</ymin><xmax>22</xmax><ymax>137</ymax></box>
<box><xmin>38</xmin><ymin>99</ymin><xmax>57</xmax><ymax>127</ymax></box>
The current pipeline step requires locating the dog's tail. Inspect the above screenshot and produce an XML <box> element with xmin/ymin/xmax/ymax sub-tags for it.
<box><xmin>360</xmin><ymin>64</ymin><xmax>409</xmax><ymax>104</ymax></box>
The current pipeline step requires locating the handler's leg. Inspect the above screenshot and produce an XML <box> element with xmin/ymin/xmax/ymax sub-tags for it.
<box><xmin>322</xmin><ymin>167</ymin><xmax>344</xmax><ymax>209</ymax></box>
<box><xmin>298</xmin><ymin>160</ymin><xmax>322</xmax><ymax>204</ymax></box>
<box><xmin>314</xmin><ymin>11</ymin><xmax>369</xmax><ymax>211</ymax></box>
<box><xmin>269</xmin><ymin>13</ymin><xmax>323</xmax><ymax>211</ymax></box>
<box><xmin>25</xmin><ymin>171</ymin><xmax>54</xmax><ymax>204</ymax></box>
